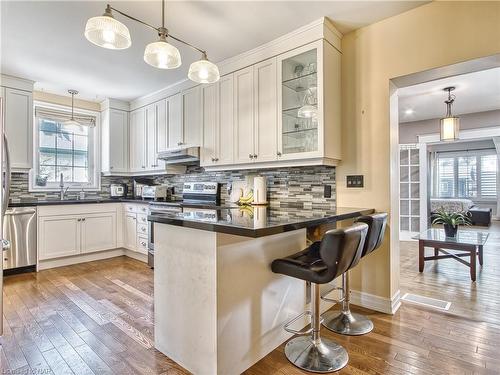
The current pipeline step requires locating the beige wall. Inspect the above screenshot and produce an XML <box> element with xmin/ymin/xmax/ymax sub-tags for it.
<box><xmin>33</xmin><ymin>91</ymin><xmax>100</xmax><ymax>112</ymax></box>
<box><xmin>338</xmin><ymin>1</ymin><xmax>500</xmax><ymax>301</ymax></box>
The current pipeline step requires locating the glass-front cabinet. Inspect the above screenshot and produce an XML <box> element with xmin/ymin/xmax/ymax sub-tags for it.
<box><xmin>277</xmin><ymin>39</ymin><xmax>341</xmax><ymax>164</ymax></box>
<box><xmin>278</xmin><ymin>41</ymin><xmax>322</xmax><ymax>160</ymax></box>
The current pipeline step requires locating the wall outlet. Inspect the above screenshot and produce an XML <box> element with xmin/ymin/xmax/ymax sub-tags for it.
<box><xmin>324</xmin><ymin>185</ymin><xmax>332</xmax><ymax>198</ymax></box>
<box><xmin>347</xmin><ymin>175</ymin><xmax>364</xmax><ymax>188</ymax></box>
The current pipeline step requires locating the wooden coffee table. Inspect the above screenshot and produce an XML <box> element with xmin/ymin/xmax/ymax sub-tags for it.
<box><xmin>413</xmin><ymin>229</ymin><xmax>489</xmax><ymax>282</ymax></box>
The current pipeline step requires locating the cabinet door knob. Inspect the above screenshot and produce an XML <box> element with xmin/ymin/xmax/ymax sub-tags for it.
<box><xmin>177</xmin><ymin>142</ymin><xmax>183</xmax><ymax>146</ymax></box>
<box><xmin>82</xmin><ymin>218</ymin><xmax>86</xmax><ymax>222</ymax></box>
<box><xmin>110</xmin><ymin>166</ymin><xmax>114</xmax><ymax>170</ymax></box>
<box><xmin>277</xmin><ymin>151</ymin><xmax>282</xmax><ymax>157</ymax></box>
<box><xmin>142</xmin><ymin>166</ymin><xmax>146</xmax><ymax>169</ymax></box>
<box><xmin>215</xmin><ymin>158</ymin><xmax>219</xmax><ymax>162</ymax></box>
<box><xmin>249</xmin><ymin>154</ymin><xmax>253</xmax><ymax>159</ymax></box>
<box><xmin>253</xmin><ymin>154</ymin><xmax>258</xmax><ymax>158</ymax></box>
<box><xmin>211</xmin><ymin>157</ymin><xmax>215</xmax><ymax>162</ymax></box>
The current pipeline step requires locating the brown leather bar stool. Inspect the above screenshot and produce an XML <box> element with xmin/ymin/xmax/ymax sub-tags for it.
<box><xmin>322</xmin><ymin>213</ymin><xmax>388</xmax><ymax>336</ymax></box>
<box><xmin>271</xmin><ymin>223</ymin><xmax>368</xmax><ymax>373</ymax></box>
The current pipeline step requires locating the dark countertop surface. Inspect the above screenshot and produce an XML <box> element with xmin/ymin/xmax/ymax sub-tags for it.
<box><xmin>148</xmin><ymin>206</ymin><xmax>375</xmax><ymax>238</ymax></box>
<box><xmin>8</xmin><ymin>197</ymin><xmax>150</xmax><ymax>207</ymax></box>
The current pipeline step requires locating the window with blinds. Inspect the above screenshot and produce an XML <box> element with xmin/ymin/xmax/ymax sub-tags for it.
<box><xmin>434</xmin><ymin>150</ymin><xmax>498</xmax><ymax>200</ymax></box>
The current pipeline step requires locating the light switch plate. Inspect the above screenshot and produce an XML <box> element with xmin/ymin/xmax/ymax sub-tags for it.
<box><xmin>347</xmin><ymin>175</ymin><xmax>364</xmax><ymax>188</ymax></box>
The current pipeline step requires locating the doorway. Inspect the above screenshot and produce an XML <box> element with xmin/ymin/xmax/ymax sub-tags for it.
<box><xmin>390</xmin><ymin>55</ymin><xmax>500</xmax><ymax>323</ymax></box>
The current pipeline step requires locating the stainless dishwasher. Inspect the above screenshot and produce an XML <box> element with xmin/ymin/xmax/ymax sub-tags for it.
<box><xmin>3</xmin><ymin>206</ymin><xmax>37</xmax><ymax>271</ymax></box>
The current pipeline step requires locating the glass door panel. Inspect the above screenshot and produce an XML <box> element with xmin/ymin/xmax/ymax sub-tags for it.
<box><xmin>281</xmin><ymin>48</ymin><xmax>318</xmax><ymax>155</ymax></box>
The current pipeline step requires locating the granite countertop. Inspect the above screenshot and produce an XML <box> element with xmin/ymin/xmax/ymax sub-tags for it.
<box><xmin>8</xmin><ymin>197</ymin><xmax>150</xmax><ymax>207</ymax></box>
<box><xmin>148</xmin><ymin>206</ymin><xmax>375</xmax><ymax>238</ymax></box>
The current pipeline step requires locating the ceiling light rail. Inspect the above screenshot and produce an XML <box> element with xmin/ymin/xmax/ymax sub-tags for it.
<box><xmin>84</xmin><ymin>0</ymin><xmax>220</xmax><ymax>83</ymax></box>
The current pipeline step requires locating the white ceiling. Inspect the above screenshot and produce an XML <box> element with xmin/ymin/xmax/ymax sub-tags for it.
<box><xmin>1</xmin><ymin>1</ymin><xmax>427</xmax><ymax>102</ymax></box>
<box><xmin>399</xmin><ymin>67</ymin><xmax>500</xmax><ymax>123</ymax></box>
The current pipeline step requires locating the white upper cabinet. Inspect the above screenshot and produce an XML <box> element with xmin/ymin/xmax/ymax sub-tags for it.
<box><xmin>253</xmin><ymin>58</ymin><xmax>278</xmax><ymax>162</ymax></box>
<box><xmin>277</xmin><ymin>40</ymin><xmax>341</xmax><ymax>164</ymax></box>
<box><xmin>182</xmin><ymin>86</ymin><xmax>202</xmax><ymax>147</ymax></box>
<box><xmin>200</xmin><ymin>75</ymin><xmax>234</xmax><ymax>168</ymax></box>
<box><xmin>146</xmin><ymin>103</ymin><xmax>157</xmax><ymax>170</ymax></box>
<box><xmin>218</xmin><ymin>75</ymin><xmax>234</xmax><ymax>166</ymax></box>
<box><xmin>201</xmin><ymin>83</ymin><xmax>218</xmax><ymax>166</ymax></box>
<box><xmin>129</xmin><ymin>107</ymin><xmax>147</xmax><ymax>172</ymax></box>
<box><xmin>233</xmin><ymin>67</ymin><xmax>255</xmax><ymax>164</ymax></box>
<box><xmin>146</xmin><ymin>100</ymin><xmax>166</xmax><ymax>171</ymax></box>
<box><xmin>101</xmin><ymin>107</ymin><xmax>128</xmax><ymax>174</ymax></box>
<box><xmin>2</xmin><ymin>86</ymin><xmax>33</xmax><ymax>171</ymax></box>
<box><xmin>167</xmin><ymin>93</ymin><xmax>183</xmax><ymax>149</ymax></box>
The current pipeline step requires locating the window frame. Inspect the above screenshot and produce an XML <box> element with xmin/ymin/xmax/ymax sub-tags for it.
<box><xmin>29</xmin><ymin>101</ymin><xmax>101</xmax><ymax>192</ymax></box>
<box><xmin>433</xmin><ymin>148</ymin><xmax>498</xmax><ymax>201</ymax></box>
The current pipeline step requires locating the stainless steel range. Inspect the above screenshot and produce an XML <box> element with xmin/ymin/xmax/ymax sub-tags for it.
<box><xmin>147</xmin><ymin>182</ymin><xmax>222</xmax><ymax>268</ymax></box>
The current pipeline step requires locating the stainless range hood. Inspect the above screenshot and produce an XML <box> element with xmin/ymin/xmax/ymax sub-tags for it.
<box><xmin>157</xmin><ymin>146</ymin><xmax>200</xmax><ymax>165</ymax></box>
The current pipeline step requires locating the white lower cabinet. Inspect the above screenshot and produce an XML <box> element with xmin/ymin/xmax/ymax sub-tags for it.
<box><xmin>125</xmin><ymin>213</ymin><xmax>138</xmax><ymax>251</ymax></box>
<box><xmin>39</xmin><ymin>216</ymin><xmax>81</xmax><ymax>260</ymax></box>
<box><xmin>122</xmin><ymin>203</ymin><xmax>149</xmax><ymax>254</ymax></box>
<box><xmin>81</xmin><ymin>213</ymin><xmax>117</xmax><ymax>253</ymax></box>
<box><xmin>38</xmin><ymin>205</ymin><xmax>119</xmax><ymax>261</ymax></box>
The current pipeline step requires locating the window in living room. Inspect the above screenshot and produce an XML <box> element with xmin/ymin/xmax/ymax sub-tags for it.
<box><xmin>434</xmin><ymin>149</ymin><xmax>497</xmax><ymax>200</ymax></box>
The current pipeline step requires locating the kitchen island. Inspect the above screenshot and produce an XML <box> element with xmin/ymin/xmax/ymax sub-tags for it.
<box><xmin>149</xmin><ymin>206</ymin><xmax>373</xmax><ymax>375</ymax></box>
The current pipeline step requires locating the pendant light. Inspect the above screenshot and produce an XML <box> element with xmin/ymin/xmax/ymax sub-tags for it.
<box><xmin>84</xmin><ymin>1</ymin><xmax>219</xmax><ymax>83</ymax></box>
<box><xmin>64</xmin><ymin>90</ymin><xmax>82</xmax><ymax>127</ymax></box>
<box><xmin>144</xmin><ymin>27</ymin><xmax>181</xmax><ymax>69</ymax></box>
<box><xmin>188</xmin><ymin>52</ymin><xmax>220</xmax><ymax>84</ymax></box>
<box><xmin>84</xmin><ymin>5</ymin><xmax>131</xmax><ymax>50</ymax></box>
<box><xmin>440</xmin><ymin>86</ymin><xmax>460</xmax><ymax>142</ymax></box>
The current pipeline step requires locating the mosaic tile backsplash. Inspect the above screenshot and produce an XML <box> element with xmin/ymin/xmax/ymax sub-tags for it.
<box><xmin>9</xmin><ymin>165</ymin><xmax>336</xmax><ymax>208</ymax></box>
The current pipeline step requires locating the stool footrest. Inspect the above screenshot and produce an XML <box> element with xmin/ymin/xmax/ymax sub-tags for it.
<box><xmin>320</xmin><ymin>287</ymin><xmax>345</xmax><ymax>304</ymax></box>
<box><xmin>284</xmin><ymin>311</ymin><xmax>324</xmax><ymax>335</ymax></box>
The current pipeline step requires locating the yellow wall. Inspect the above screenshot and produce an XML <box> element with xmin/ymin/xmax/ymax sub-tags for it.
<box><xmin>33</xmin><ymin>91</ymin><xmax>100</xmax><ymax>112</ymax></box>
<box><xmin>339</xmin><ymin>1</ymin><xmax>500</xmax><ymax>300</ymax></box>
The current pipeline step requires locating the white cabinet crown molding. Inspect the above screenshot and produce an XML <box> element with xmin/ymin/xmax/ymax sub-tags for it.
<box><xmin>129</xmin><ymin>17</ymin><xmax>341</xmax><ymax>111</ymax></box>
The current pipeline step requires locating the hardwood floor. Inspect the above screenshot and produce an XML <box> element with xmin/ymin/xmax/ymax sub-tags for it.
<box><xmin>400</xmin><ymin>221</ymin><xmax>500</xmax><ymax>324</ymax></box>
<box><xmin>2</xmin><ymin>256</ymin><xmax>500</xmax><ymax>374</ymax></box>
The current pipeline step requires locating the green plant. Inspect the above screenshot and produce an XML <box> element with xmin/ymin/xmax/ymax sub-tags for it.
<box><xmin>432</xmin><ymin>209</ymin><xmax>472</xmax><ymax>227</ymax></box>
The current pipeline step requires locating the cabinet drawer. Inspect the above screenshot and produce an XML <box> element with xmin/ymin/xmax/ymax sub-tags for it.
<box><xmin>124</xmin><ymin>204</ymin><xmax>148</xmax><ymax>214</ymax></box>
<box><xmin>137</xmin><ymin>223</ymin><xmax>148</xmax><ymax>236</ymax></box>
<box><xmin>137</xmin><ymin>235</ymin><xmax>148</xmax><ymax>254</ymax></box>
<box><xmin>137</xmin><ymin>214</ymin><xmax>148</xmax><ymax>225</ymax></box>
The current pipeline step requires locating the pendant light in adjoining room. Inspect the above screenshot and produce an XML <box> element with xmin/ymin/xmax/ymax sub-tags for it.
<box><xmin>84</xmin><ymin>0</ymin><xmax>219</xmax><ymax>83</ymax></box>
<box><xmin>440</xmin><ymin>86</ymin><xmax>460</xmax><ymax>142</ymax></box>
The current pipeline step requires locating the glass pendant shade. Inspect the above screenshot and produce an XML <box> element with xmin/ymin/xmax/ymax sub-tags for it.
<box><xmin>85</xmin><ymin>15</ymin><xmax>131</xmax><ymax>50</ymax></box>
<box><xmin>188</xmin><ymin>58</ymin><xmax>220</xmax><ymax>83</ymax></box>
<box><xmin>144</xmin><ymin>39</ymin><xmax>181</xmax><ymax>69</ymax></box>
<box><xmin>440</xmin><ymin>116</ymin><xmax>460</xmax><ymax>141</ymax></box>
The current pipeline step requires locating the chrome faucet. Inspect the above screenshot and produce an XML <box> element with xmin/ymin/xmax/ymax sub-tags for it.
<box><xmin>59</xmin><ymin>173</ymin><xmax>69</xmax><ymax>200</ymax></box>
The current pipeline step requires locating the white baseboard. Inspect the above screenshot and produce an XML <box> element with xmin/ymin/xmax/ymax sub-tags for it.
<box><xmin>350</xmin><ymin>289</ymin><xmax>401</xmax><ymax>315</ymax></box>
<box><xmin>124</xmin><ymin>249</ymin><xmax>148</xmax><ymax>263</ymax></box>
<box><xmin>37</xmin><ymin>248</ymin><xmax>147</xmax><ymax>271</ymax></box>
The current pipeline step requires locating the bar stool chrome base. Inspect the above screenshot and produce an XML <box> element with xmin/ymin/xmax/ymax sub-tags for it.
<box><xmin>322</xmin><ymin>310</ymin><xmax>374</xmax><ymax>336</ymax></box>
<box><xmin>285</xmin><ymin>336</ymin><xmax>349</xmax><ymax>373</ymax></box>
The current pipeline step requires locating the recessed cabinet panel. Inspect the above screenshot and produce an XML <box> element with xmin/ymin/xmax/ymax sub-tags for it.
<box><xmin>167</xmin><ymin>94</ymin><xmax>183</xmax><ymax>149</ymax></box>
<box><xmin>81</xmin><ymin>213</ymin><xmax>117</xmax><ymax>253</ymax></box>
<box><xmin>254</xmin><ymin>58</ymin><xmax>278</xmax><ymax>162</ymax></box>
<box><xmin>218</xmin><ymin>75</ymin><xmax>234</xmax><ymax>165</ymax></box>
<box><xmin>39</xmin><ymin>216</ymin><xmax>80</xmax><ymax>260</ymax></box>
<box><xmin>129</xmin><ymin>108</ymin><xmax>147</xmax><ymax>172</ymax></box>
<box><xmin>125</xmin><ymin>213</ymin><xmax>137</xmax><ymax>251</ymax></box>
<box><xmin>108</xmin><ymin>109</ymin><xmax>129</xmax><ymax>173</ymax></box>
<box><xmin>4</xmin><ymin>88</ymin><xmax>33</xmax><ymax>170</ymax></box>
<box><xmin>146</xmin><ymin>103</ymin><xmax>158</xmax><ymax>170</ymax></box>
<box><xmin>233</xmin><ymin>67</ymin><xmax>255</xmax><ymax>164</ymax></box>
<box><xmin>201</xmin><ymin>83</ymin><xmax>218</xmax><ymax>166</ymax></box>
<box><xmin>182</xmin><ymin>86</ymin><xmax>202</xmax><ymax>147</ymax></box>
